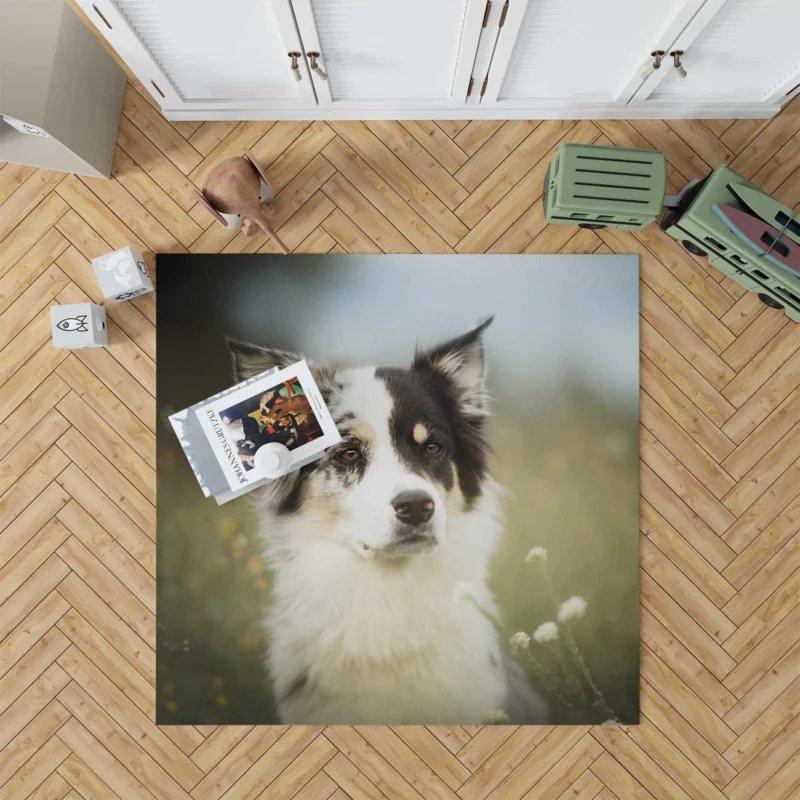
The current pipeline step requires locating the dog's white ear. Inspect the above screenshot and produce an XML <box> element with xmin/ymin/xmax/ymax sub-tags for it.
<box><xmin>226</xmin><ymin>338</ymin><xmax>303</xmax><ymax>382</ymax></box>
<box><xmin>413</xmin><ymin>316</ymin><xmax>493</xmax><ymax>414</ymax></box>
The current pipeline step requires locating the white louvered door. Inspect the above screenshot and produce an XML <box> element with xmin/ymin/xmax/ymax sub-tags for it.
<box><xmin>480</xmin><ymin>0</ymin><xmax>706</xmax><ymax>110</ymax></box>
<box><xmin>632</xmin><ymin>0</ymin><xmax>800</xmax><ymax>108</ymax></box>
<box><xmin>75</xmin><ymin>0</ymin><xmax>316</xmax><ymax>112</ymax></box>
<box><xmin>289</xmin><ymin>0</ymin><xmax>487</xmax><ymax>108</ymax></box>
<box><xmin>73</xmin><ymin>0</ymin><xmax>797</xmax><ymax>118</ymax></box>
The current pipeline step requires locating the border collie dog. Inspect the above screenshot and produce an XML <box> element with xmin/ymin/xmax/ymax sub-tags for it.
<box><xmin>227</xmin><ymin>318</ymin><xmax>546</xmax><ymax>724</ymax></box>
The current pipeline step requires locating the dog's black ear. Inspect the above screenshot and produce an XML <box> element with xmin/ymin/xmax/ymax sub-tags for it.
<box><xmin>225</xmin><ymin>337</ymin><xmax>342</xmax><ymax>404</ymax></box>
<box><xmin>413</xmin><ymin>316</ymin><xmax>493</xmax><ymax>415</ymax></box>
<box><xmin>225</xmin><ymin>338</ymin><xmax>303</xmax><ymax>382</ymax></box>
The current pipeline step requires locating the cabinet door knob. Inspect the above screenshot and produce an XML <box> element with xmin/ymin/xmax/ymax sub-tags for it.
<box><xmin>670</xmin><ymin>50</ymin><xmax>687</xmax><ymax>79</ymax></box>
<box><xmin>641</xmin><ymin>50</ymin><xmax>665</xmax><ymax>80</ymax></box>
<box><xmin>288</xmin><ymin>52</ymin><xmax>302</xmax><ymax>81</ymax></box>
<box><xmin>307</xmin><ymin>52</ymin><xmax>328</xmax><ymax>81</ymax></box>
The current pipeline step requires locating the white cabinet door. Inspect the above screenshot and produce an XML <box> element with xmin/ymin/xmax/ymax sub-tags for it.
<box><xmin>289</xmin><ymin>0</ymin><xmax>486</xmax><ymax>109</ymax></box>
<box><xmin>75</xmin><ymin>0</ymin><xmax>316</xmax><ymax>113</ymax></box>
<box><xmin>633</xmin><ymin>0</ymin><xmax>800</xmax><ymax>109</ymax></box>
<box><xmin>479</xmin><ymin>0</ymin><xmax>706</xmax><ymax>111</ymax></box>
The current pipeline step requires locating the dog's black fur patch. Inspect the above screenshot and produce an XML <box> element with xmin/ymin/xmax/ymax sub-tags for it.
<box><xmin>274</xmin><ymin>461</ymin><xmax>318</xmax><ymax>515</ymax></box>
<box><xmin>377</xmin><ymin>365</ymin><xmax>488</xmax><ymax>505</ymax></box>
<box><xmin>376</xmin><ymin>319</ymin><xmax>492</xmax><ymax>506</ymax></box>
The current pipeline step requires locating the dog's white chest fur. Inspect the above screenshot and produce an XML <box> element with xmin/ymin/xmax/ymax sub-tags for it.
<box><xmin>265</xmin><ymin>512</ymin><xmax>508</xmax><ymax>724</ymax></box>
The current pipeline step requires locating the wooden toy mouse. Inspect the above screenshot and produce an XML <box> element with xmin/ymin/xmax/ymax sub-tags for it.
<box><xmin>197</xmin><ymin>149</ymin><xmax>289</xmax><ymax>254</ymax></box>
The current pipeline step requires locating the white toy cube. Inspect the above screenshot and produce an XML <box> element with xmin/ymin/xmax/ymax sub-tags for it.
<box><xmin>51</xmin><ymin>303</ymin><xmax>107</xmax><ymax>349</ymax></box>
<box><xmin>91</xmin><ymin>246</ymin><xmax>154</xmax><ymax>302</ymax></box>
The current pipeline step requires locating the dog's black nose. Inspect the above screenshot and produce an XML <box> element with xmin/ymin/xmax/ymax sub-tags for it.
<box><xmin>392</xmin><ymin>490</ymin><xmax>435</xmax><ymax>527</ymax></box>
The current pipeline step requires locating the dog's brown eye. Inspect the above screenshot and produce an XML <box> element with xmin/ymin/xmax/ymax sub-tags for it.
<box><xmin>339</xmin><ymin>448</ymin><xmax>361</xmax><ymax>462</ymax></box>
<box><xmin>425</xmin><ymin>442</ymin><xmax>443</xmax><ymax>455</ymax></box>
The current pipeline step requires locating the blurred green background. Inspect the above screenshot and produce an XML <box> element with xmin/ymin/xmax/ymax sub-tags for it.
<box><xmin>156</xmin><ymin>254</ymin><xmax>640</xmax><ymax>725</ymax></box>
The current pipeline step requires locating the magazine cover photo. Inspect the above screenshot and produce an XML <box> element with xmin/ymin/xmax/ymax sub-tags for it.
<box><xmin>156</xmin><ymin>254</ymin><xmax>640</xmax><ymax>727</ymax></box>
<box><xmin>219</xmin><ymin>375</ymin><xmax>323</xmax><ymax>469</ymax></box>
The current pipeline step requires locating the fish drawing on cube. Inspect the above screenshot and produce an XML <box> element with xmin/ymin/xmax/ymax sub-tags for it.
<box><xmin>92</xmin><ymin>246</ymin><xmax>154</xmax><ymax>302</ymax></box>
<box><xmin>51</xmin><ymin>303</ymin><xmax>107</xmax><ymax>349</ymax></box>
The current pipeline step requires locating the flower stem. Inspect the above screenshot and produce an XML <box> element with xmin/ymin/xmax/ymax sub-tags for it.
<box><xmin>535</xmin><ymin>561</ymin><xmax>618</xmax><ymax>720</ymax></box>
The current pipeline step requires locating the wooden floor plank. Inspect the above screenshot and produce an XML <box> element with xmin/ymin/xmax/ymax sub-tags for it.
<box><xmin>0</xmin><ymin>228</ymin><xmax>68</xmax><ymax>317</ymax></box>
<box><xmin>0</xmin><ymin>592</ymin><xmax>70</xmax><ymax>683</ymax></box>
<box><xmin>0</xmin><ymin>170</ymin><xmax>66</xmax><ymax>243</ymax></box>
<box><xmin>641</xmin><ymin>609</ymin><xmax>737</xmax><ymax>717</ymax></box>
<box><xmin>639</xmin><ymin>682</ymin><xmax>737</xmax><ymax>790</ymax></box>
<box><xmin>723</xmin><ymin>639</ymin><xmax>800</xmax><ymax>735</ymax></box>
<box><xmin>57</xmin><ymin>645</ymin><xmax>203</xmax><ymax>789</ymax></box>
<box><xmin>56</xmin><ymin>681</ymin><xmax>194</xmax><ymax>800</ymax></box>
<box><xmin>116</xmin><ymin>116</ymin><xmax>200</xmax><ymax>212</ymax></box>
<box><xmin>454</xmin><ymin>121</ymin><xmax>539</xmax><ymax>192</ymax></box>
<box><xmin>453</xmin><ymin>121</ymin><xmax>505</xmax><ymax>155</ymax></box>
<box><xmin>321</xmin><ymin>172</ymin><xmax>416</xmax><ymax>254</ymax></box>
<box><xmin>457</xmin><ymin>121</ymin><xmax>596</xmax><ymax>249</ymax></box>
<box><xmin>57</xmin><ymin>752</ymin><xmax>123</xmax><ymax>799</ymax></box>
<box><xmin>189</xmin><ymin>726</ymin><xmax>289</xmax><ymax>800</ymax></box>
<box><xmin>0</xmin><ymin>556</ymin><xmax>70</xmax><ymax>644</ymax></box>
<box><xmin>55</xmin><ymin>427</ymin><xmax>155</xmax><ymax>537</ymax></box>
<box><xmin>0</xmin><ymin>698</ymin><xmax>71</xmax><ymax>789</ymax></box>
<box><xmin>641</xmin><ymin>503</ymin><xmax>736</xmax><ymax>608</ymax></box>
<box><xmin>187</xmin><ymin>122</ymin><xmax>239</xmax><ymax>158</ymax></box>
<box><xmin>111</xmin><ymin>148</ymin><xmax>202</xmax><ymax>249</ymax></box>
<box><xmin>121</xmin><ymin>86</ymin><xmax>202</xmax><ymax>176</ymax></box>
<box><xmin>641</xmin><ymin>572</ymin><xmax>738</xmax><ymax>682</ymax></box>
<box><xmin>590</xmin><ymin>725</ymin><xmax>694</xmax><ymax>800</ymax></box>
<box><xmin>323</xmin><ymin>132</ymin><xmax>459</xmax><ymax>250</ymax></box>
<box><xmin>0</xmin><ymin>446</ymin><xmax>69</xmax><ymax>544</ymax></box>
<box><xmin>364</xmin><ymin>120</ymin><xmax>469</xmax><ymax>210</ymax></box>
<box><xmin>640</xmin><ymin>645</ymin><xmax>737</xmax><ymax>752</ymax></box>
<box><xmin>56</xmin><ymin>717</ymin><xmax>157</xmax><ymax>800</ymax></box>
<box><xmin>454</xmin><ymin>120</ymin><xmax>576</xmax><ymax>228</ymax></box>
<box><xmin>400</xmin><ymin>120</ymin><xmax>469</xmax><ymax>174</ymax></box>
<box><xmin>55</xmin><ymin>463</ymin><xmax>155</xmax><ymax>573</ymax></box>
<box><xmin>56</xmin><ymin>572</ymin><xmax>155</xmax><ymax>684</ymax></box>
<box><xmin>56</xmin><ymin>607</ymin><xmax>155</xmax><ymax>716</ymax></box>
<box><xmin>0</xmin><ymin>163</ymin><xmax>36</xmax><ymax>206</ymax></box>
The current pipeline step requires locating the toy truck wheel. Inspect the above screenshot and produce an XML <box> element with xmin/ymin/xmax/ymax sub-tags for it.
<box><xmin>682</xmin><ymin>240</ymin><xmax>707</xmax><ymax>257</ymax></box>
<box><xmin>578</xmin><ymin>223</ymin><xmax>606</xmax><ymax>229</ymax></box>
<box><xmin>758</xmin><ymin>293</ymin><xmax>784</xmax><ymax>310</ymax></box>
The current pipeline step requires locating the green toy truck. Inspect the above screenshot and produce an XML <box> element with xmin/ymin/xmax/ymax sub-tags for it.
<box><xmin>544</xmin><ymin>143</ymin><xmax>800</xmax><ymax>322</ymax></box>
<box><xmin>659</xmin><ymin>165</ymin><xmax>800</xmax><ymax>323</ymax></box>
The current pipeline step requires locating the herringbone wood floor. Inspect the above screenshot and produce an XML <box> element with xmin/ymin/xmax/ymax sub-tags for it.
<box><xmin>3</xmin><ymin>64</ymin><xmax>800</xmax><ymax>799</ymax></box>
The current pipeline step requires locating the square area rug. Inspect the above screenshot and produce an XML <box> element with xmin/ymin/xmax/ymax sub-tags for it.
<box><xmin>156</xmin><ymin>254</ymin><xmax>639</xmax><ymax>725</ymax></box>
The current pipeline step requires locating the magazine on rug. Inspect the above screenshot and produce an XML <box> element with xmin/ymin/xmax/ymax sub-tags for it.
<box><xmin>169</xmin><ymin>360</ymin><xmax>340</xmax><ymax>502</ymax></box>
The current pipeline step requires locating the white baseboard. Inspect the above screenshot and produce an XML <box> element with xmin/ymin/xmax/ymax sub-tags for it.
<box><xmin>163</xmin><ymin>102</ymin><xmax>781</xmax><ymax>122</ymax></box>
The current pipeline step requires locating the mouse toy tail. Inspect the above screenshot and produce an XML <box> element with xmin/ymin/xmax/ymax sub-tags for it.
<box><xmin>254</xmin><ymin>211</ymin><xmax>290</xmax><ymax>254</ymax></box>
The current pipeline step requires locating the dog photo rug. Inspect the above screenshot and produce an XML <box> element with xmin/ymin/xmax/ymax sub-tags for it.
<box><xmin>156</xmin><ymin>254</ymin><xmax>639</xmax><ymax>726</ymax></box>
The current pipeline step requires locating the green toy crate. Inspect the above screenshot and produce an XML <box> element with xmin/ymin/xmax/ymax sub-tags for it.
<box><xmin>660</xmin><ymin>164</ymin><xmax>800</xmax><ymax>323</ymax></box>
<box><xmin>544</xmin><ymin>143</ymin><xmax>667</xmax><ymax>231</ymax></box>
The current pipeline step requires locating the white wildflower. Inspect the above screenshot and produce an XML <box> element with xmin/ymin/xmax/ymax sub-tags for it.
<box><xmin>557</xmin><ymin>596</ymin><xmax>587</xmax><ymax>623</ymax></box>
<box><xmin>509</xmin><ymin>631</ymin><xmax>531</xmax><ymax>653</ymax></box>
<box><xmin>525</xmin><ymin>546</ymin><xmax>547</xmax><ymax>563</ymax></box>
<box><xmin>602</xmin><ymin>718</ymin><xmax>620</xmax><ymax>726</ymax></box>
<box><xmin>454</xmin><ymin>582</ymin><xmax>479</xmax><ymax>604</ymax></box>
<box><xmin>486</xmin><ymin>710</ymin><xmax>508</xmax><ymax>724</ymax></box>
<box><xmin>532</xmin><ymin>621</ymin><xmax>559</xmax><ymax>643</ymax></box>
